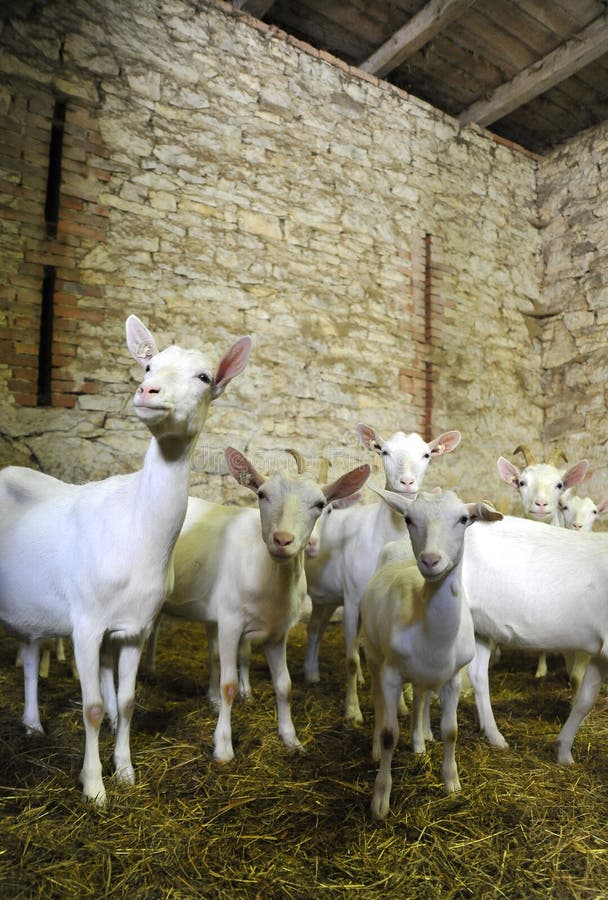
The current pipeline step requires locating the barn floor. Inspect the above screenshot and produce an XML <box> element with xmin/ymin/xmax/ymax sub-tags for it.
<box><xmin>1</xmin><ymin>618</ymin><xmax>608</xmax><ymax>898</ymax></box>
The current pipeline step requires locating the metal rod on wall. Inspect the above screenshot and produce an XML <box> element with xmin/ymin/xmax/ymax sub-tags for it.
<box><xmin>423</xmin><ymin>232</ymin><xmax>433</xmax><ymax>442</ymax></box>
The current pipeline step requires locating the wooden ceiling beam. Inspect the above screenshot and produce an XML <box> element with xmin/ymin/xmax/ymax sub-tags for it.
<box><xmin>459</xmin><ymin>12</ymin><xmax>608</xmax><ymax>126</ymax></box>
<box><xmin>359</xmin><ymin>0</ymin><xmax>476</xmax><ymax>77</ymax></box>
<box><xmin>235</xmin><ymin>0</ymin><xmax>276</xmax><ymax>17</ymax></box>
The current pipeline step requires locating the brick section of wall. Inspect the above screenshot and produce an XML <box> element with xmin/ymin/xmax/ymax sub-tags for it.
<box><xmin>0</xmin><ymin>86</ymin><xmax>109</xmax><ymax>408</ymax></box>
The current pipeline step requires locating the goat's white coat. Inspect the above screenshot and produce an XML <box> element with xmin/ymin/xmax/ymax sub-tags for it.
<box><xmin>304</xmin><ymin>424</ymin><xmax>461</xmax><ymax>722</ymax></box>
<box><xmin>155</xmin><ymin>449</ymin><xmax>371</xmax><ymax>762</ymax></box>
<box><xmin>0</xmin><ymin>317</ymin><xmax>251</xmax><ymax>803</ymax></box>
<box><xmin>361</xmin><ymin>489</ymin><xmax>502</xmax><ymax>819</ymax></box>
<box><xmin>463</xmin><ymin>515</ymin><xmax>608</xmax><ymax>761</ymax></box>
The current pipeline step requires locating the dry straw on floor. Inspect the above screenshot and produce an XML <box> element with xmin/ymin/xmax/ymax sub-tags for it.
<box><xmin>1</xmin><ymin>619</ymin><xmax>608</xmax><ymax>898</ymax></box>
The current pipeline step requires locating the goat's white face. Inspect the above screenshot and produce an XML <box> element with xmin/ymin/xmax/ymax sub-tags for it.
<box><xmin>373</xmin><ymin>488</ymin><xmax>503</xmax><ymax>581</ymax></box>
<box><xmin>126</xmin><ymin>316</ymin><xmax>251</xmax><ymax>442</ymax></box>
<box><xmin>497</xmin><ymin>457</ymin><xmax>589</xmax><ymax>521</ymax></box>
<box><xmin>558</xmin><ymin>491</ymin><xmax>598</xmax><ymax>531</ymax></box>
<box><xmin>257</xmin><ymin>473</ymin><xmax>327</xmax><ymax>561</ymax></box>
<box><xmin>402</xmin><ymin>492</ymin><xmax>473</xmax><ymax>580</ymax></box>
<box><xmin>356</xmin><ymin>425</ymin><xmax>461</xmax><ymax>496</ymax></box>
<box><xmin>133</xmin><ymin>345</ymin><xmax>215</xmax><ymax>439</ymax></box>
<box><xmin>515</xmin><ymin>463</ymin><xmax>566</xmax><ymax>519</ymax></box>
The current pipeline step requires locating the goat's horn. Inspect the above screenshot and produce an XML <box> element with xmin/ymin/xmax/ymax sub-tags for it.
<box><xmin>548</xmin><ymin>447</ymin><xmax>568</xmax><ymax>467</ymax></box>
<box><xmin>513</xmin><ymin>444</ymin><xmax>535</xmax><ymax>467</ymax></box>
<box><xmin>318</xmin><ymin>457</ymin><xmax>331</xmax><ymax>482</ymax></box>
<box><xmin>286</xmin><ymin>448</ymin><xmax>306</xmax><ymax>474</ymax></box>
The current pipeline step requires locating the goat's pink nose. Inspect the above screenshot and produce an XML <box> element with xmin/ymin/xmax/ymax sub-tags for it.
<box><xmin>534</xmin><ymin>499</ymin><xmax>548</xmax><ymax>508</ymax></box>
<box><xmin>572</xmin><ymin>523</ymin><xmax>583</xmax><ymax>530</ymax></box>
<box><xmin>138</xmin><ymin>384</ymin><xmax>161</xmax><ymax>396</ymax></box>
<box><xmin>273</xmin><ymin>531</ymin><xmax>295</xmax><ymax>548</ymax></box>
<box><xmin>420</xmin><ymin>552</ymin><xmax>441</xmax><ymax>570</ymax></box>
<box><xmin>401</xmin><ymin>477</ymin><xmax>415</xmax><ymax>486</ymax></box>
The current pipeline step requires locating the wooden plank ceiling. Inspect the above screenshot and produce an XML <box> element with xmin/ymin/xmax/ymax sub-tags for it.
<box><xmin>235</xmin><ymin>0</ymin><xmax>608</xmax><ymax>154</ymax></box>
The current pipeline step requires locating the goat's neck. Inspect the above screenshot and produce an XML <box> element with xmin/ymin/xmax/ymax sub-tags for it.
<box><xmin>422</xmin><ymin>560</ymin><xmax>463</xmax><ymax>639</ymax></box>
<box><xmin>134</xmin><ymin>434</ymin><xmax>196</xmax><ymax>549</ymax></box>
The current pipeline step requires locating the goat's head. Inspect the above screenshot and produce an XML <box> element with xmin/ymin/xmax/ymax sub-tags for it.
<box><xmin>497</xmin><ymin>446</ymin><xmax>589</xmax><ymax>520</ymax></box>
<box><xmin>356</xmin><ymin>424</ymin><xmax>461</xmax><ymax>496</ymax></box>
<box><xmin>373</xmin><ymin>487</ymin><xmax>502</xmax><ymax>580</ymax></box>
<box><xmin>126</xmin><ymin>315</ymin><xmax>252</xmax><ymax>442</ymax></box>
<box><xmin>558</xmin><ymin>489</ymin><xmax>608</xmax><ymax>531</ymax></box>
<box><xmin>225</xmin><ymin>448</ymin><xmax>370</xmax><ymax>562</ymax></box>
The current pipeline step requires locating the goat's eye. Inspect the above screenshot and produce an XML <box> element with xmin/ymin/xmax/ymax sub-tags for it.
<box><xmin>423</xmin><ymin>452</ymin><xmax>431</xmax><ymax>459</ymax></box>
<box><xmin>198</xmin><ymin>372</ymin><xmax>212</xmax><ymax>384</ymax></box>
<box><xmin>593</xmin><ymin>509</ymin><xmax>598</xmax><ymax>515</ymax></box>
<box><xmin>518</xmin><ymin>479</ymin><xmax>526</xmax><ymax>487</ymax></box>
<box><xmin>313</xmin><ymin>501</ymin><xmax>326</xmax><ymax>512</ymax></box>
<box><xmin>381</xmin><ymin>450</ymin><xmax>389</xmax><ymax>457</ymax></box>
<box><xmin>145</xmin><ymin>364</ymin><xmax>151</xmax><ymax>373</ymax></box>
<box><xmin>257</xmin><ymin>491</ymin><xmax>268</xmax><ymax>502</ymax></box>
<box><xmin>556</xmin><ymin>481</ymin><xmax>563</xmax><ymax>490</ymax></box>
<box><xmin>459</xmin><ymin>515</ymin><xmax>469</xmax><ymax>525</ymax></box>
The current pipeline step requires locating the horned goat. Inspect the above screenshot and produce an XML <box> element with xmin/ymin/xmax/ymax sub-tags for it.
<box><xmin>0</xmin><ymin>316</ymin><xmax>251</xmax><ymax>803</ymax></box>
<box><xmin>152</xmin><ymin>448</ymin><xmax>370</xmax><ymax>762</ymax></box>
<box><xmin>497</xmin><ymin>444</ymin><xmax>589</xmax><ymax>681</ymax></box>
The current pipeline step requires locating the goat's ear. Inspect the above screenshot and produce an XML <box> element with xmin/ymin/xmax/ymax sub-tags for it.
<box><xmin>369</xmin><ymin>485</ymin><xmax>414</xmax><ymax>516</ymax></box>
<box><xmin>224</xmin><ymin>447</ymin><xmax>264</xmax><ymax>492</ymax></box>
<box><xmin>596</xmin><ymin>498</ymin><xmax>608</xmax><ymax>516</ymax></box>
<box><xmin>497</xmin><ymin>457</ymin><xmax>520</xmax><ymax>489</ymax></box>
<box><xmin>467</xmin><ymin>501</ymin><xmax>503</xmax><ymax>523</ymax></box>
<box><xmin>212</xmin><ymin>336</ymin><xmax>253</xmax><ymax>399</ymax></box>
<box><xmin>429</xmin><ymin>430</ymin><xmax>461</xmax><ymax>456</ymax></box>
<box><xmin>562</xmin><ymin>460</ymin><xmax>589</xmax><ymax>489</ymax></box>
<box><xmin>126</xmin><ymin>315</ymin><xmax>159</xmax><ymax>365</ymax></box>
<box><xmin>355</xmin><ymin>423</ymin><xmax>384</xmax><ymax>454</ymax></box>
<box><xmin>323</xmin><ymin>465</ymin><xmax>370</xmax><ymax>505</ymax></box>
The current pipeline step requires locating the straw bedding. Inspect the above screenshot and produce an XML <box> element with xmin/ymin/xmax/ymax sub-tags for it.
<box><xmin>1</xmin><ymin>618</ymin><xmax>608</xmax><ymax>898</ymax></box>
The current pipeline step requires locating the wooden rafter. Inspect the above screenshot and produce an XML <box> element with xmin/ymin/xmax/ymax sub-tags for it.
<box><xmin>459</xmin><ymin>13</ymin><xmax>608</xmax><ymax>127</ymax></box>
<box><xmin>359</xmin><ymin>0</ymin><xmax>476</xmax><ymax>78</ymax></box>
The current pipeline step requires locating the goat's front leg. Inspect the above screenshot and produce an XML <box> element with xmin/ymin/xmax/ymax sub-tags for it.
<box><xmin>439</xmin><ymin>672</ymin><xmax>463</xmax><ymax>793</ymax></box>
<box><xmin>411</xmin><ymin>686</ymin><xmax>432</xmax><ymax>753</ymax></box>
<box><xmin>303</xmin><ymin>599</ymin><xmax>337</xmax><ymax>684</ymax></box>
<box><xmin>113</xmin><ymin>638</ymin><xmax>144</xmax><ymax>785</ymax></box>
<box><xmin>556</xmin><ymin>656</ymin><xmax>607</xmax><ymax>764</ymax></box>
<box><xmin>20</xmin><ymin>640</ymin><xmax>44</xmax><ymax>734</ymax></box>
<box><xmin>213</xmin><ymin>625</ymin><xmax>241</xmax><ymax>763</ymax></box>
<box><xmin>371</xmin><ymin>664</ymin><xmax>401</xmax><ymax>820</ymax></box>
<box><xmin>238</xmin><ymin>638</ymin><xmax>252</xmax><ymax>700</ymax></box>
<box><xmin>343</xmin><ymin>591</ymin><xmax>364</xmax><ymax>724</ymax></box>
<box><xmin>73</xmin><ymin>632</ymin><xmax>106</xmax><ymax>804</ymax></box>
<box><xmin>99</xmin><ymin>637</ymin><xmax>118</xmax><ymax>732</ymax></box>
<box><xmin>466</xmin><ymin>638</ymin><xmax>508</xmax><ymax>748</ymax></box>
<box><xmin>264</xmin><ymin>636</ymin><xmax>302</xmax><ymax>752</ymax></box>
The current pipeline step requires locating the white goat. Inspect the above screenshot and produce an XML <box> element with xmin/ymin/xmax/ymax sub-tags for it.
<box><xmin>361</xmin><ymin>489</ymin><xmax>502</xmax><ymax>819</ymax></box>
<box><xmin>154</xmin><ymin>448</ymin><xmax>370</xmax><ymax>763</ymax></box>
<box><xmin>463</xmin><ymin>515</ymin><xmax>608</xmax><ymax>762</ymax></box>
<box><xmin>0</xmin><ymin>316</ymin><xmax>251</xmax><ymax>803</ymax></box>
<box><xmin>557</xmin><ymin>489</ymin><xmax>608</xmax><ymax>531</ymax></box>
<box><xmin>497</xmin><ymin>444</ymin><xmax>588</xmax><ymax>524</ymax></box>
<box><xmin>497</xmin><ymin>444</ymin><xmax>589</xmax><ymax>680</ymax></box>
<box><xmin>304</xmin><ymin>424</ymin><xmax>461</xmax><ymax>723</ymax></box>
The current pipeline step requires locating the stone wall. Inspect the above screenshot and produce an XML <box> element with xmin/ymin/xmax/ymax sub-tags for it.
<box><xmin>537</xmin><ymin>121</ymin><xmax>608</xmax><ymax>498</ymax></box>
<box><xmin>0</xmin><ymin>0</ymin><xmax>543</xmax><ymax>509</ymax></box>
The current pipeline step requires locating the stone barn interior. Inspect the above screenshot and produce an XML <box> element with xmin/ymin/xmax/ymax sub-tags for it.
<box><xmin>1</xmin><ymin>1</ymin><xmax>608</xmax><ymax>896</ymax></box>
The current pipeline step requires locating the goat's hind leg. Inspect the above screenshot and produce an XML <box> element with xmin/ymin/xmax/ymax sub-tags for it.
<box><xmin>556</xmin><ymin>656</ymin><xmax>608</xmax><ymax>764</ymax></box>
